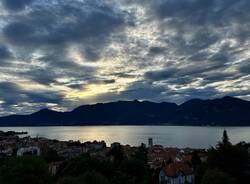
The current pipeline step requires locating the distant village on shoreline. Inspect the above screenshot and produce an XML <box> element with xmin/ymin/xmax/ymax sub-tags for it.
<box><xmin>0</xmin><ymin>130</ymin><xmax>205</xmax><ymax>183</ymax></box>
<box><xmin>1</xmin><ymin>130</ymin><xmax>250</xmax><ymax>184</ymax></box>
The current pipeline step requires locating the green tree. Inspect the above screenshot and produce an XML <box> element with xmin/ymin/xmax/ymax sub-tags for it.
<box><xmin>220</xmin><ymin>130</ymin><xmax>231</xmax><ymax>146</ymax></box>
<box><xmin>120</xmin><ymin>158</ymin><xmax>146</xmax><ymax>177</ymax></box>
<box><xmin>206</xmin><ymin>131</ymin><xmax>250</xmax><ymax>184</ymax></box>
<box><xmin>194</xmin><ymin>164</ymin><xmax>207</xmax><ymax>184</ymax></box>
<box><xmin>134</xmin><ymin>144</ymin><xmax>148</xmax><ymax>164</ymax></box>
<box><xmin>56</xmin><ymin>154</ymin><xmax>114</xmax><ymax>181</ymax></box>
<box><xmin>42</xmin><ymin>147</ymin><xmax>63</xmax><ymax>163</ymax></box>
<box><xmin>57</xmin><ymin>171</ymin><xmax>110</xmax><ymax>184</ymax></box>
<box><xmin>108</xmin><ymin>145</ymin><xmax>124</xmax><ymax>165</ymax></box>
<box><xmin>0</xmin><ymin>156</ymin><xmax>52</xmax><ymax>184</ymax></box>
<box><xmin>191</xmin><ymin>150</ymin><xmax>201</xmax><ymax>170</ymax></box>
<box><xmin>78</xmin><ymin>171</ymin><xmax>110</xmax><ymax>184</ymax></box>
<box><xmin>201</xmin><ymin>169</ymin><xmax>236</xmax><ymax>184</ymax></box>
<box><xmin>57</xmin><ymin>176</ymin><xmax>81</xmax><ymax>184</ymax></box>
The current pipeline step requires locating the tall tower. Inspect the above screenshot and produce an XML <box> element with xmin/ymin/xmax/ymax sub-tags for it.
<box><xmin>148</xmin><ymin>138</ymin><xmax>153</xmax><ymax>148</ymax></box>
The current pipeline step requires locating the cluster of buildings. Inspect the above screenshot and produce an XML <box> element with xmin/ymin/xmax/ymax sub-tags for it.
<box><xmin>0</xmin><ymin>132</ymin><xmax>107</xmax><ymax>159</ymax></box>
<box><xmin>0</xmin><ymin>131</ymin><xmax>139</xmax><ymax>173</ymax></box>
<box><xmin>0</xmin><ymin>131</ymin><xmax>209</xmax><ymax>184</ymax></box>
<box><xmin>0</xmin><ymin>131</ymin><xmax>19</xmax><ymax>157</ymax></box>
<box><xmin>148</xmin><ymin>138</ymin><xmax>206</xmax><ymax>184</ymax></box>
<box><xmin>148</xmin><ymin>145</ymin><xmax>194</xmax><ymax>184</ymax></box>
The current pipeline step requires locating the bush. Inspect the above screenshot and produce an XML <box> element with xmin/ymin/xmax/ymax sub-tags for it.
<box><xmin>0</xmin><ymin>156</ymin><xmax>52</xmax><ymax>184</ymax></box>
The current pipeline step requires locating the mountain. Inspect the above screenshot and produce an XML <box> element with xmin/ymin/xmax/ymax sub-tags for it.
<box><xmin>70</xmin><ymin>100</ymin><xmax>178</xmax><ymax>124</ymax></box>
<box><xmin>0</xmin><ymin>96</ymin><xmax>249</xmax><ymax>126</ymax></box>
<box><xmin>174</xmin><ymin>96</ymin><xmax>250</xmax><ymax>125</ymax></box>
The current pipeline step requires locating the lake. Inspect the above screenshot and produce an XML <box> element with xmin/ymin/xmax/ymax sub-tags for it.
<box><xmin>0</xmin><ymin>126</ymin><xmax>250</xmax><ymax>148</ymax></box>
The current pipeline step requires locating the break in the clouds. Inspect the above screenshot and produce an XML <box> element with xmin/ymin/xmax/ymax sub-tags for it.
<box><xmin>0</xmin><ymin>0</ymin><xmax>249</xmax><ymax>115</ymax></box>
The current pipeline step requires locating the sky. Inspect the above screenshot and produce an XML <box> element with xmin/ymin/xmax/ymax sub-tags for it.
<box><xmin>0</xmin><ymin>0</ymin><xmax>250</xmax><ymax>115</ymax></box>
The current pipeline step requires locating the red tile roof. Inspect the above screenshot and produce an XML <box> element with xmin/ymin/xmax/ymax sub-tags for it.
<box><xmin>163</xmin><ymin>162</ymin><xmax>193</xmax><ymax>177</ymax></box>
<box><xmin>182</xmin><ymin>155</ymin><xmax>192</xmax><ymax>161</ymax></box>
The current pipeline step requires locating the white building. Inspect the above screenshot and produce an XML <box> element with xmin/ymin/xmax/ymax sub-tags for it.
<box><xmin>17</xmin><ymin>146</ymin><xmax>41</xmax><ymax>156</ymax></box>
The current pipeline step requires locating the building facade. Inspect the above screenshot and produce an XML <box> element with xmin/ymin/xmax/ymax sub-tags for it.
<box><xmin>159</xmin><ymin>162</ymin><xmax>194</xmax><ymax>184</ymax></box>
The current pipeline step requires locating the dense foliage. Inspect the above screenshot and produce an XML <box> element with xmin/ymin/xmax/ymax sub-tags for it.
<box><xmin>0</xmin><ymin>156</ymin><xmax>52</xmax><ymax>184</ymax></box>
<box><xmin>0</xmin><ymin>144</ymin><xmax>154</xmax><ymax>184</ymax></box>
<box><xmin>0</xmin><ymin>146</ymin><xmax>153</xmax><ymax>184</ymax></box>
<box><xmin>56</xmin><ymin>144</ymin><xmax>154</xmax><ymax>184</ymax></box>
<box><xmin>195</xmin><ymin>130</ymin><xmax>250</xmax><ymax>184</ymax></box>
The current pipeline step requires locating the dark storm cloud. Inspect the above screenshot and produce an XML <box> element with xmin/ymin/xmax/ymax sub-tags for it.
<box><xmin>121</xmin><ymin>81</ymin><xmax>166</xmax><ymax>100</ymax></box>
<box><xmin>151</xmin><ymin>0</ymin><xmax>250</xmax><ymax>26</ymax></box>
<box><xmin>92</xmin><ymin>80</ymin><xmax>168</xmax><ymax>103</ymax></box>
<box><xmin>148</xmin><ymin>46</ymin><xmax>166</xmax><ymax>56</ymax></box>
<box><xmin>238</xmin><ymin>60</ymin><xmax>250</xmax><ymax>74</ymax></box>
<box><xmin>3</xmin><ymin>22</ymin><xmax>36</xmax><ymax>45</ymax></box>
<box><xmin>92</xmin><ymin>80</ymin><xmax>223</xmax><ymax>105</ymax></box>
<box><xmin>112</xmin><ymin>72</ymin><xmax>136</xmax><ymax>79</ymax></box>
<box><xmin>201</xmin><ymin>72</ymin><xmax>236</xmax><ymax>84</ymax></box>
<box><xmin>0</xmin><ymin>45</ymin><xmax>12</xmax><ymax>60</ymax></box>
<box><xmin>144</xmin><ymin>61</ymin><xmax>227</xmax><ymax>82</ymax></box>
<box><xmin>166</xmin><ymin>77</ymin><xmax>194</xmax><ymax>85</ymax></box>
<box><xmin>21</xmin><ymin>65</ymin><xmax>97</xmax><ymax>87</ymax></box>
<box><xmin>145</xmin><ymin>67</ymin><xmax>178</xmax><ymax>81</ymax></box>
<box><xmin>136</xmin><ymin>0</ymin><xmax>250</xmax><ymax>99</ymax></box>
<box><xmin>173</xmin><ymin>87</ymin><xmax>220</xmax><ymax>103</ymax></box>
<box><xmin>38</xmin><ymin>54</ymin><xmax>83</xmax><ymax>69</ymax></box>
<box><xmin>14</xmin><ymin>51</ymin><xmax>97</xmax><ymax>86</ymax></box>
<box><xmin>141</xmin><ymin>0</ymin><xmax>250</xmax><ymax>60</ymax></box>
<box><xmin>0</xmin><ymin>0</ymin><xmax>250</xmax><ymax>115</ymax></box>
<box><xmin>3</xmin><ymin>0</ymin><xmax>129</xmax><ymax>61</ymax></box>
<box><xmin>0</xmin><ymin>45</ymin><xmax>13</xmax><ymax>66</ymax></box>
<box><xmin>0</xmin><ymin>82</ymin><xmax>20</xmax><ymax>105</ymax></box>
<box><xmin>1</xmin><ymin>0</ymin><xmax>34</xmax><ymax>11</ymax></box>
<box><xmin>0</xmin><ymin>82</ymin><xmax>63</xmax><ymax>105</ymax></box>
<box><xmin>18</xmin><ymin>69</ymin><xmax>57</xmax><ymax>85</ymax></box>
<box><xmin>60</xmin><ymin>78</ymin><xmax>115</xmax><ymax>90</ymax></box>
<box><xmin>25</xmin><ymin>91</ymin><xmax>63</xmax><ymax>104</ymax></box>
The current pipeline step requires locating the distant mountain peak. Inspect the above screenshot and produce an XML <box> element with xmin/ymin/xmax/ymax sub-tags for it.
<box><xmin>221</xmin><ymin>96</ymin><xmax>241</xmax><ymax>101</ymax></box>
<box><xmin>182</xmin><ymin>96</ymin><xmax>244</xmax><ymax>105</ymax></box>
<box><xmin>0</xmin><ymin>96</ymin><xmax>249</xmax><ymax>126</ymax></box>
<box><xmin>222</xmin><ymin>96</ymin><xmax>234</xmax><ymax>99</ymax></box>
<box><xmin>32</xmin><ymin>108</ymin><xmax>56</xmax><ymax>115</ymax></box>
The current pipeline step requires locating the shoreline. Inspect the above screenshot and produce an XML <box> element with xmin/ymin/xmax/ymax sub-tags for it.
<box><xmin>1</xmin><ymin>124</ymin><xmax>250</xmax><ymax>127</ymax></box>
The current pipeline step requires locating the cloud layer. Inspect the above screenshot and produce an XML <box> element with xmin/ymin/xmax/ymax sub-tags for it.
<box><xmin>0</xmin><ymin>0</ymin><xmax>249</xmax><ymax>115</ymax></box>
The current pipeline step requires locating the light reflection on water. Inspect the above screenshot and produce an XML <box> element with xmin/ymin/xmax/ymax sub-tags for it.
<box><xmin>1</xmin><ymin>126</ymin><xmax>250</xmax><ymax>148</ymax></box>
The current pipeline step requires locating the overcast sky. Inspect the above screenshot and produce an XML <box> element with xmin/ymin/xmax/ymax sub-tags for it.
<box><xmin>0</xmin><ymin>0</ymin><xmax>250</xmax><ymax>115</ymax></box>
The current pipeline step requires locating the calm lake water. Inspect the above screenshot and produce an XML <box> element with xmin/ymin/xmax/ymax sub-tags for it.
<box><xmin>1</xmin><ymin>126</ymin><xmax>250</xmax><ymax>148</ymax></box>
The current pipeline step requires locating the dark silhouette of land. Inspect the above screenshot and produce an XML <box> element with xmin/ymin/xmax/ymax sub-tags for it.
<box><xmin>0</xmin><ymin>96</ymin><xmax>250</xmax><ymax>126</ymax></box>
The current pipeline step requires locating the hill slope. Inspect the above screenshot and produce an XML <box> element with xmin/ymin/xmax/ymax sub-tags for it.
<box><xmin>0</xmin><ymin>97</ymin><xmax>249</xmax><ymax>126</ymax></box>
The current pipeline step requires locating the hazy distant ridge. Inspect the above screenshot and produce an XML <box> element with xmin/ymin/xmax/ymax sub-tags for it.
<box><xmin>0</xmin><ymin>96</ymin><xmax>250</xmax><ymax>126</ymax></box>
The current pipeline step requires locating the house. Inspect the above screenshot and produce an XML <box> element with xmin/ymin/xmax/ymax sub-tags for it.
<box><xmin>0</xmin><ymin>146</ymin><xmax>13</xmax><ymax>157</ymax></box>
<box><xmin>17</xmin><ymin>146</ymin><xmax>41</xmax><ymax>156</ymax></box>
<box><xmin>83</xmin><ymin>140</ymin><xmax>106</xmax><ymax>151</ymax></box>
<box><xmin>48</xmin><ymin>161</ymin><xmax>63</xmax><ymax>175</ymax></box>
<box><xmin>159</xmin><ymin>162</ymin><xmax>194</xmax><ymax>184</ymax></box>
<box><xmin>57</xmin><ymin>146</ymin><xmax>83</xmax><ymax>159</ymax></box>
<box><xmin>148</xmin><ymin>148</ymin><xmax>182</xmax><ymax>169</ymax></box>
<box><xmin>90</xmin><ymin>140</ymin><xmax>106</xmax><ymax>150</ymax></box>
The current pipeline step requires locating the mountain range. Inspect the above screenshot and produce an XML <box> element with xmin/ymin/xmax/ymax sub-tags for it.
<box><xmin>0</xmin><ymin>96</ymin><xmax>250</xmax><ymax>126</ymax></box>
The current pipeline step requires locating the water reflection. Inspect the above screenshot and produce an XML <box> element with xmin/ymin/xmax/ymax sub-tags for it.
<box><xmin>0</xmin><ymin>126</ymin><xmax>250</xmax><ymax>148</ymax></box>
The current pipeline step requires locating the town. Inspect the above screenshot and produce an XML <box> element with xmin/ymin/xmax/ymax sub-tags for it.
<box><xmin>0</xmin><ymin>130</ymin><xmax>249</xmax><ymax>184</ymax></box>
